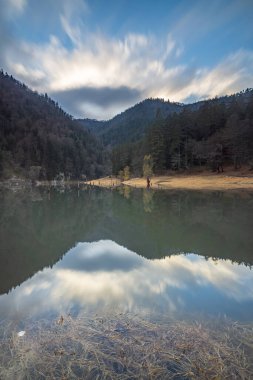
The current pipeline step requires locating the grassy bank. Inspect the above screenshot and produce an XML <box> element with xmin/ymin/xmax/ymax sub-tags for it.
<box><xmin>90</xmin><ymin>169</ymin><xmax>253</xmax><ymax>191</ymax></box>
<box><xmin>0</xmin><ymin>313</ymin><xmax>252</xmax><ymax>379</ymax></box>
<box><xmin>85</xmin><ymin>177</ymin><xmax>121</xmax><ymax>188</ymax></box>
<box><xmin>124</xmin><ymin>174</ymin><xmax>253</xmax><ymax>191</ymax></box>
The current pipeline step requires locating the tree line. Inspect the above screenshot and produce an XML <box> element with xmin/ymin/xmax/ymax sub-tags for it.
<box><xmin>1</xmin><ymin>69</ymin><xmax>252</xmax><ymax>181</ymax></box>
<box><xmin>111</xmin><ymin>90</ymin><xmax>253</xmax><ymax>177</ymax></box>
<box><xmin>0</xmin><ymin>70</ymin><xmax>110</xmax><ymax>180</ymax></box>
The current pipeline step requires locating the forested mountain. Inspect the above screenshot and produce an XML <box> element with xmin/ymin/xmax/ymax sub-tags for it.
<box><xmin>77</xmin><ymin>99</ymin><xmax>183</xmax><ymax>146</ymax></box>
<box><xmin>78</xmin><ymin>91</ymin><xmax>253</xmax><ymax>150</ymax></box>
<box><xmin>109</xmin><ymin>90</ymin><xmax>253</xmax><ymax>176</ymax></box>
<box><xmin>1</xmin><ymin>69</ymin><xmax>252</xmax><ymax>181</ymax></box>
<box><xmin>0</xmin><ymin>71</ymin><xmax>109</xmax><ymax>180</ymax></box>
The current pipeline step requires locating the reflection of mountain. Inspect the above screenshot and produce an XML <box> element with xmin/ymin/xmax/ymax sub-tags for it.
<box><xmin>1</xmin><ymin>240</ymin><xmax>253</xmax><ymax>321</ymax></box>
<box><xmin>0</xmin><ymin>187</ymin><xmax>253</xmax><ymax>294</ymax></box>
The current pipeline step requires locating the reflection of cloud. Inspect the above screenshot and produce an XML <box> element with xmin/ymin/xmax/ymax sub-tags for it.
<box><xmin>159</xmin><ymin>254</ymin><xmax>253</xmax><ymax>301</ymax></box>
<box><xmin>56</xmin><ymin>240</ymin><xmax>143</xmax><ymax>272</ymax></box>
<box><xmin>0</xmin><ymin>240</ymin><xmax>253</xmax><ymax>320</ymax></box>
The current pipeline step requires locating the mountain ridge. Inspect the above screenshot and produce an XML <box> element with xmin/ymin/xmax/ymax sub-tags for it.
<box><xmin>0</xmin><ymin>70</ymin><xmax>109</xmax><ymax>180</ymax></box>
<box><xmin>1</xmin><ymin>69</ymin><xmax>252</xmax><ymax>180</ymax></box>
<box><xmin>77</xmin><ymin>89</ymin><xmax>253</xmax><ymax>146</ymax></box>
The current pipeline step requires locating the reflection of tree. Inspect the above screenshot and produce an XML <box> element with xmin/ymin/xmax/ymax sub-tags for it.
<box><xmin>0</xmin><ymin>187</ymin><xmax>113</xmax><ymax>294</ymax></box>
<box><xmin>143</xmin><ymin>189</ymin><xmax>154</xmax><ymax>213</ymax></box>
<box><xmin>1</xmin><ymin>187</ymin><xmax>253</xmax><ymax>295</ymax></box>
<box><xmin>118</xmin><ymin>185</ymin><xmax>131</xmax><ymax>199</ymax></box>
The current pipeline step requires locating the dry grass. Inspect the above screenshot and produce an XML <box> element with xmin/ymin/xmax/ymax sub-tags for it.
<box><xmin>89</xmin><ymin>169</ymin><xmax>253</xmax><ymax>191</ymax></box>
<box><xmin>123</xmin><ymin>174</ymin><xmax>253</xmax><ymax>191</ymax></box>
<box><xmin>0</xmin><ymin>312</ymin><xmax>253</xmax><ymax>379</ymax></box>
<box><xmin>85</xmin><ymin>177</ymin><xmax>121</xmax><ymax>188</ymax></box>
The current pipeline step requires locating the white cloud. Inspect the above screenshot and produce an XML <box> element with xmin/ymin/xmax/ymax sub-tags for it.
<box><xmin>4</xmin><ymin>0</ymin><xmax>27</xmax><ymax>16</ymax></box>
<box><xmin>1</xmin><ymin>0</ymin><xmax>253</xmax><ymax>119</ymax></box>
<box><xmin>60</xmin><ymin>0</ymin><xmax>89</xmax><ymax>47</ymax></box>
<box><xmin>170</xmin><ymin>50</ymin><xmax>253</xmax><ymax>103</ymax></box>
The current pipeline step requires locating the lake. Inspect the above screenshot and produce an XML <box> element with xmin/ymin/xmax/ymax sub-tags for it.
<box><xmin>0</xmin><ymin>185</ymin><xmax>253</xmax><ymax>378</ymax></box>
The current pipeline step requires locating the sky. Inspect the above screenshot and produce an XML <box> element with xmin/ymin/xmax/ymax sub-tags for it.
<box><xmin>1</xmin><ymin>0</ymin><xmax>253</xmax><ymax>120</ymax></box>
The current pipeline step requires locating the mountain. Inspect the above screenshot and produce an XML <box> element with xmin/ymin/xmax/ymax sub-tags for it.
<box><xmin>0</xmin><ymin>71</ymin><xmax>109</xmax><ymax>180</ymax></box>
<box><xmin>1</xmin><ymin>69</ymin><xmax>252</xmax><ymax>181</ymax></box>
<box><xmin>105</xmin><ymin>89</ymin><xmax>253</xmax><ymax>176</ymax></box>
<box><xmin>77</xmin><ymin>98</ymin><xmax>183</xmax><ymax>146</ymax></box>
<box><xmin>77</xmin><ymin>90</ymin><xmax>253</xmax><ymax>147</ymax></box>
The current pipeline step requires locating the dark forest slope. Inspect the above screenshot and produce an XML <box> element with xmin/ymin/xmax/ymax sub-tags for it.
<box><xmin>0</xmin><ymin>71</ymin><xmax>108</xmax><ymax>180</ymax></box>
<box><xmin>1</xmin><ymin>69</ymin><xmax>252</xmax><ymax>180</ymax></box>
<box><xmin>77</xmin><ymin>99</ymin><xmax>183</xmax><ymax>146</ymax></box>
<box><xmin>108</xmin><ymin>90</ymin><xmax>253</xmax><ymax>176</ymax></box>
<box><xmin>78</xmin><ymin>90</ymin><xmax>253</xmax><ymax>153</ymax></box>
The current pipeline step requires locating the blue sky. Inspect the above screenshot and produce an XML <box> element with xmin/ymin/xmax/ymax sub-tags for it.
<box><xmin>1</xmin><ymin>0</ymin><xmax>253</xmax><ymax>119</ymax></box>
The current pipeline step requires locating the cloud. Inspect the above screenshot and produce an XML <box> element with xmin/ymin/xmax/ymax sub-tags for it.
<box><xmin>0</xmin><ymin>0</ymin><xmax>26</xmax><ymax>56</ymax></box>
<box><xmin>178</xmin><ymin>50</ymin><xmax>253</xmax><ymax>103</ymax></box>
<box><xmin>2</xmin><ymin>0</ymin><xmax>27</xmax><ymax>16</ymax></box>
<box><xmin>0</xmin><ymin>0</ymin><xmax>253</xmax><ymax>119</ymax></box>
<box><xmin>50</xmin><ymin>85</ymin><xmax>141</xmax><ymax>118</ymax></box>
<box><xmin>170</xmin><ymin>0</ymin><xmax>253</xmax><ymax>47</ymax></box>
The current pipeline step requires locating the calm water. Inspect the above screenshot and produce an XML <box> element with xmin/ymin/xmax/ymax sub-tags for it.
<box><xmin>0</xmin><ymin>186</ymin><xmax>253</xmax><ymax>324</ymax></box>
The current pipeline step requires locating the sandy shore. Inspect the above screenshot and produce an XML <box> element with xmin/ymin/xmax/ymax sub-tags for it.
<box><xmin>90</xmin><ymin>173</ymin><xmax>253</xmax><ymax>191</ymax></box>
<box><xmin>124</xmin><ymin>174</ymin><xmax>253</xmax><ymax>190</ymax></box>
<box><xmin>86</xmin><ymin>176</ymin><xmax>121</xmax><ymax>187</ymax></box>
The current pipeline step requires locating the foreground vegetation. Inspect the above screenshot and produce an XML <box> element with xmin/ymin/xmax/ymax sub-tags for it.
<box><xmin>0</xmin><ymin>312</ymin><xmax>252</xmax><ymax>379</ymax></box>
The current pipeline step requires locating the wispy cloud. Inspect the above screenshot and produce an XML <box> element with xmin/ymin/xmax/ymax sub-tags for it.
<box><xmin>60</xmin><ymin>0</ymin><xmax>89</xmax><ymax>47</ymax></box>
<box><xmin>1</xmin><ymin>0</ymin><xmax>252</xmax><ymax>119</ymax></box>
<box><xmin>172</xmin><ymin>50</ymin><xmax>253</xmax><ymax>103</ymax></box>
<box><xmin>3</xmin><ymin>0</ymin><xmax>27</xmax><ymax>16</ymax></box>
<box><xmin>51</xmin><ymin>86</ymin><xmax>141</xmax><ymax>119</ymax></box>
<box><xmin>170</xmin><ymin>0</ymin><xmax>253</xmax><ymax>47</ymax></box>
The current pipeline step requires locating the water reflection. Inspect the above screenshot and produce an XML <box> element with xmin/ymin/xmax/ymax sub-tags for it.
<box><xmin>118</xmin><ymin>185</ymin><xmax>132</xmax><ymax>199</ymax></box>
<box><xmin>0</xmin><ymin>240</ymin><xmax>253</xmax><ymax>322</ymax></box>
<box><xmin>143</xmin><ymin>188</ymin><xmax>154</xmax><ymax>212</ymax></box>
<box><xmin>1</xmin><ymin>186</ymin><xmax>253</xmax><ymax>324</ymax></box>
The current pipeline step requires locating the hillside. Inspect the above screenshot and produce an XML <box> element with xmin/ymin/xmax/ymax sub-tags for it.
<box><xmin>0</xmin><ymin>71</ymin><xmax>108</xmax><ymax>180</ymax></box>
<box><xmin>1</xmin><ymin>69</ymin><xmax>252</xmax><ymax>181</ymax></box>
<box><xmin>77</xmin><ymin>99</ymin><xmax>183</xmax><ymax>146</ymax></box>
<box><xmin>108</xmin><ymin>89</ymin><xmax>253</xmax><ymax>176</ymax></box>
<box><xmin>78</xmin><ymin>91</ymin><xmax>253</xmax><ymax>149</ymax></box>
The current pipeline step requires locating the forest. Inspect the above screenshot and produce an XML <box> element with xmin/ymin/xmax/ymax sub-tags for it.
<box><xmin>110</xmin><ymin>90</ymin><xmax>253</xmax><ymax>176</ymax></box>
<box><xmin>0</xmin><ymin>71</ymin><xmax>109</xmax><ymax>180</ymax></box>
<box><xmin>0</xmin><ymin>70</ymin><xmax>253</xmax><ymax>181</ymax></box>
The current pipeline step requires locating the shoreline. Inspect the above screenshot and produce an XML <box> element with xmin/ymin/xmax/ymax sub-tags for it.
<box><xmin>1</xmin><ymin>171</ymin><xmax>253</xmax><ymax>192</ymax></box>
<box><xmin>90</xmin><ymin>172</ymin><xmax>253</xmax><ymax>191</ymax></box>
